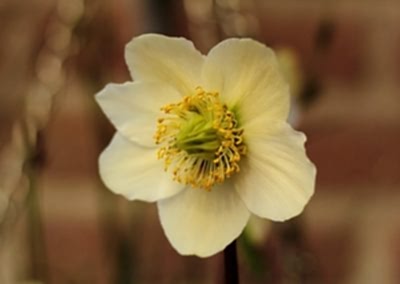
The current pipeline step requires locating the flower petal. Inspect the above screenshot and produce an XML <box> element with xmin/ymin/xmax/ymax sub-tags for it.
<box><xmin>96</xmin><ymin>81</ymin><xmax>181</xmax><ymax>147</ymax></box>
<box><xmin>201</xmin><ymin>38</ymin><xmax>290</xmax><ymax>126</ymax></box>
<box><xmin>99</xmin><ymin>133</ymin><xmax>184</xmax><ymax>202</ymax></box>
<box><xmin>157</xmin><ymin>182</ymin><xmax>250</xmax><ymax>257</ymax></box>
<box><xmin>125</xmin><ymin>34</ymin><xmax>204</xmax><ymax>96</ymax></box>
<box><xmin>235</xmin><ymin>123</ymin><xmax>316</xmax><ymax>221</ymax></box>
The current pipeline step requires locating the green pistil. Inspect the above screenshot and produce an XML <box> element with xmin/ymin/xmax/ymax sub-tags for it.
<box><xmin>154</xmin><ymin>87</ymin><xmax>246</xmax><ymax>190</ymax></box>
<box><xmin>175</xmin><ymin>112</ymin><xmax>220</xmax><ymax>156</ymax></box>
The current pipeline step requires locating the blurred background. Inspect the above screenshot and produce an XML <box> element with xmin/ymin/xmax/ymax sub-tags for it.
<box><xmin>1</xmin><ymin>0</ymin><xmax>400</xmax><ymax>283</ymax></box>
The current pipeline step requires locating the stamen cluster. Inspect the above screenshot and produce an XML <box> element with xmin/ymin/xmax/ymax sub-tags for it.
<box><xmin>154</xmin><ymin>87</ymin><xmax>246</xmax><ymax>190</ymax></box>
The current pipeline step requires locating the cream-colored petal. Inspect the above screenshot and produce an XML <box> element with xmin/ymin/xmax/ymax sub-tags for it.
<box><xmin>99</xmin><ymin>133</ymin><xmax>184</xmax><ymax>202</ymax></box>
<box><xmin>157</xmin><ymin>182</ymin><xmax>250</xmax><ymax>257</ymax></box>
<box><xmin>125</xmin><ymin>34</ymin><xmax>204</xmax><ymax>96</ymax></box>
<box><xmin>235</xmin><ymin>123</ymin><xmax>316</xmax><ymax>221</ymax></box>
<box><xmin>96</xmin><ymin>81</ymin><xmax>181</xmax><ymax>147</ymax></box>
<box><xmin>202</xmin><ymin>38</ymin><xmax>290</xmax><ymax>126</ymax></box>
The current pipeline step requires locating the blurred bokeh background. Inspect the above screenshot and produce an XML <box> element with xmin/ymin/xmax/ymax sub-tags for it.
<box><xmin>1</xmin><ymin>0</ymin><xmax>400</xmax><ymax>283</ymax></box>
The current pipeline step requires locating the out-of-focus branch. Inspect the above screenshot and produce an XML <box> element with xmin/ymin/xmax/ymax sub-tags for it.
<box><xmin>0</xmin><ymin>0</ymin><xmax>85</xmax><ymax>282</ymax></box>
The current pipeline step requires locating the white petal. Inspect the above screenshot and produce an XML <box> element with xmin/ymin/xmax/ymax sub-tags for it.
<box><xmin>157</xmin><ymin>182</ymin><xmax>250</xmax><ymax>257</ymax></box>
<box><xmin>125</xmin><ymin>34</ymin><xmax>204</xmax><ymax>96</ymax></box>
<box><xmin>99</xmin><ymin>133</ymin><xmax>184</xmax><ymax>202</ymax></box>
<box><xmin>202</xmin><ymin>38</ymin><xmax>290</xmax><ymax>126</ymax></box>
<box><xmin>96</xmin><ymin>81</ymin><xmax>181</xmax><ymax>147</ymax></box>
<box><xmin>235</xmin><ymin>123</ymin><xmax>316</xmax><ymax>221</ymax></box>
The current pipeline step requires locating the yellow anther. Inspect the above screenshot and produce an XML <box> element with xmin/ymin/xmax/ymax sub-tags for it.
<box><xmin>154</xmin><ymin>87</ymin><xmax>246</xmax><ymax>191</ymax></box>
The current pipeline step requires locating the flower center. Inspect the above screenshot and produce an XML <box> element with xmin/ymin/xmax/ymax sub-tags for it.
<box><xmin>154</xmin><ymin>87</ymin><xmax>246</xmax><ymax>191</ymax></box>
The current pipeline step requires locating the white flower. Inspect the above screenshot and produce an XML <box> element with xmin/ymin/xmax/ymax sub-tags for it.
<box><xmin>96</xmin><ymin>34</ymin><xmax>316</xmax><ymax>257</ymax></box>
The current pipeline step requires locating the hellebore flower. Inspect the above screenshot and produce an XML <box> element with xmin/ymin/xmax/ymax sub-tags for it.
<box><xmin>96</xmin><ymin>34</ymin><xmax>316</xmax><ymax>257</ymax></box>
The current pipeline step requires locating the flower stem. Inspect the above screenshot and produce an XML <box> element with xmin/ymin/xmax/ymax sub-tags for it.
<box><xmin>224</xmin><ymin>240</ymin><xmax>239</xmax><ymax>284</ymax></box>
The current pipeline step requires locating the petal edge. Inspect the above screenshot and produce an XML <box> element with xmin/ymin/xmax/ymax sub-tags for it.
<box><xmin>158</xmin><ymin>182</ymin><xmax>250</xmax><ymax>257</ymax></box>
<box><xmin>235</xmin><ymin>123</ymin><xmax>316</xmax><ymax>221</ymax></box>
<box><xmin>99</xmin><ymin>133</ymin><xmax>184</xmax><ymax>202</ymax></box>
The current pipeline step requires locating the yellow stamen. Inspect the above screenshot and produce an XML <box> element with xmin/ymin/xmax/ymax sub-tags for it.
<box><xmin>154</xmin><ymin>87</ymin><xmax>246</xmax><ymax>191</ymax></box>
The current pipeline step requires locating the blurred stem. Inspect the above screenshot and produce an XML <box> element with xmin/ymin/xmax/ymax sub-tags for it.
<box><xmin>240</xmin><ymin>230</ymin><xmax>267</xmax><ymax>279</ymax></box>
<box><xmin>27</xmin><ymin>174</ymin><xmax>46</xmax><ymax>281</ymax></box>
<box><xmin>224</xmin><ymin>240</ymin><xmax>239</xmax><ymax>284</ymax></box>
<box><xmin>25</xmin><ymin>131</ymin><xmax>48</xmax><ymax>283</ymax></box>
